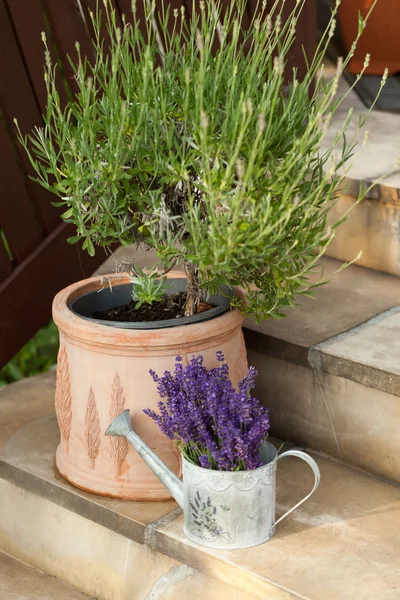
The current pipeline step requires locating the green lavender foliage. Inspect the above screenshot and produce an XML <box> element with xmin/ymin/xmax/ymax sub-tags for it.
<box><xmin>130</xmin><ymin>268</ymin><xmax>167</xmax><ymax>307</ymax></box>
<box><xmin>16</xmin><ymin>0</ymin><xmax>384</xmax><ymax>321</ymax></box>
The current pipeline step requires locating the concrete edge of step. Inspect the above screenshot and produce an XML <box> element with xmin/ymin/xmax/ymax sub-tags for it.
<box><xmin>1</xmin><ymin>421</ymin><xmax>400</xmax><ymax>600</ymax></box>
<box><xmin>0</xmin><ymin>550</ymin><xmax>94</xmax><ymax>599</ymax></box>
<box><xmin>244</xmin><ymin>305</ymin><xmax>400</xmax><ymax>398</ymax></box>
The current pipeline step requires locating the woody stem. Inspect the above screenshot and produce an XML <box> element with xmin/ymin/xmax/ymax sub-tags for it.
<box><xmin>184</xmin><ymin>262</ymin><xmax>201</xmax><ymax>317</ymax></box>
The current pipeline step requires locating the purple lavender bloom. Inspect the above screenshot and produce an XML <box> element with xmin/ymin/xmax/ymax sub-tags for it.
<box><xmin>143</xmin><ymin>352</ymin><xmax>270</xmax><ymax>471</ymax></box>
<box><xmin>199</xmin><ymin>455</ymin><xmax>211</xmax><ymax>469</ymax></box>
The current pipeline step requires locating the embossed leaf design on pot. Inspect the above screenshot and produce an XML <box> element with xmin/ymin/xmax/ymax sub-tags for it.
<box><xmin>109</xmin><ymin>372</ymin><xmax>129</xmax><ymax>475</ymax></box>
<box><xmin>55</xmin><ymin>345</ymin><xmax>72</xmax><ymax>453</ymax></box>
<box><xmin>85</xmin><ymin>386</ymin><xmax>101</xmax><ymax>469</ymax></box>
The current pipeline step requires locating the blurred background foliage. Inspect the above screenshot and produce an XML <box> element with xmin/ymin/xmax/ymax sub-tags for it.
<box><xmin>0</xmin><ymin>321</ymin><xmax>59</xmax><ymax>387</ymax></box>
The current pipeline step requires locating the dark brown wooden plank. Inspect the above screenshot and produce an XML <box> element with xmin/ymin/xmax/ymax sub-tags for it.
<box><xmin>218</xmin><ymin>1</ymin><xmax>252</xmax><ymax>51</ymax></box>
<box><xmin>0</xmin><ymin>222</ymin><xmax>108</xmax><ymax>369</ymax></box>
<box><xmin>0</xmin><ymin>234</ymin><xmax>13</xmax><ymax>283</ymax></box>
<box><xmin>118</xmin><ymin>0</ymin><xmax>151</xmax><ymax>63</ymax></box>
<box><xmin>178</xmin><ymin>1</ymin><xmax>252</xmax><ymax>54</ymax></box>
<box><xmin>117</xmin><ymin>0</ymin><xmax>150</xmax><ymax>43</ymax></box>
<box><xmin>42</xmin><ymin>0</ymin><xmax>122</xmax><ymax>91</ymax></box>
<box><xmin>117</xmin><ymin>0</ymin><xmax>141</xmax><ymax>22</ymax></box>
<box><xmin>151</xmin><ymin>0</ymin><xmax>185</xmax><ymax>51</ymax></box>
<box><xmin>0</xmin><ymin>115</ymin><xmax>43</xmax><ymax>264</ymax></box>
<box><xmin>117</xmin><ymin>0</ymin><xmax>147</xmax><ymax>25</ymax></box>
<box><xmin>0</xmin><ymin>0</ymin><xmax>60</xmax><ymax>233</ymax></box>
<box><xmin>247</xmin><ymin>0</ymin><xmax>316</xmax><ymax>81</ymax></box>
<box><xmin>40</xmin><ymin>0</ymin><xmax>94</xmax><ymax>87</ymax></box>
<box><xmin>282</xmin><ymin>0</ymin><xmax>316</xmax><ymax>82</ymax></box>
<box><xmin>81</xmin><ymin>0</ymin><xmax>123</xmax><ymax>54</ymax></box>
<box><xmin>4</xmin><ymin>0</ymin><xmax>68</xmax><ymax>115</ymax></box>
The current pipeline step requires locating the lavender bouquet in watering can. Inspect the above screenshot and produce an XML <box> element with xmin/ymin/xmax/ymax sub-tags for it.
<box><xmin>106</xmin><ymin>353</ymin><xmax>320</xmax><ymax>549</ymax></box>
<box><xmin>144</xmin><ymin>352</ymin><xmax>270</xmax><ymax>473</ymax></box>
<box><xmin>144</xmin><ymin>353</ymin><xmax>320</xmax><ymax>549</ymax></box>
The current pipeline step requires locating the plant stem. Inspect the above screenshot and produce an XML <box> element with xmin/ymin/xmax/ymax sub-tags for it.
<box><xmin>184</xmin><ymin>262</ymin><xmax>201</xmax><ymax>317</ymax></box>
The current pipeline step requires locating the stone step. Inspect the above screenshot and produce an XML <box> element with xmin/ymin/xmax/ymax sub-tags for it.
<box><xmin>1</xmin><ymin>374</ymin><xmax>400</xmax><ymax>600</ymax></box>
<box><xmin>0</xmin><ymin>551</ymin><xmax>92</xmax><ymax>600</ymax></box>
<box><xmin>325</xmin><ymin>189</ymin><xmax>400</xmax><ymax>277</ymax></box>
<box><xmin>320</xmin><ymin>67</ymin><xmax>400</xmax><ymax>277</ymax></box>
<box><xmin>244</xmin><ymin>256</ymin><xmax>400</xmax><ymax>485</ymax></box>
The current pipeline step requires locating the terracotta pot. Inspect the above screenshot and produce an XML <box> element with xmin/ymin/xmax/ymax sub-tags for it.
<box><xmin>52</xmin><ymin>272</ymin><xmax>247</xmax><ymax>500</ymax></box>
<box><xmin>339</xmin><ymin>0</ymin><xmax>400</xmax><ymax>75</ymax></box>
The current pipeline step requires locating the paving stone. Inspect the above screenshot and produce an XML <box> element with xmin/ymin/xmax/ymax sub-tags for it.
<box><xmin>0</xmin><ymin>370</ymin><xmax>56</xmax><ymax>453</ymax></box>
<box><xmin>244</xmin><ymin>259</ymin><xmax>400</xmax><ymax>483</ymax></box>
<box><xmin>249</xmin><ymin>351</ymin><xmax>400</xmax><ymax>484</ymax></box>
<box><xmin>311</xmin><ymin>307</ymin><xmax>400</xmax><ymax>395</ymax></box>
<box><xmin>244</xmin><ymin>257</ymin><xmax>400</xmax><ymax>367</ymax></box>
<box><xmin>316</xmin><ymin>72</ymin><xmax>400</xmax><ymax>276</ymax></box>
<box><xmin>94</xmin><ymin>245</ymin><xmax>158</xmax><ymax>276</ymax></box>
<box><xmin>0</xmin><ymin>415</ymin><xmax>178</xmax><ymax>545</ymax></box>
<box><xmin>0</xmin><ymin>483</ymin><xmax>257</xmax><ymax>600</ymax></box>
<box><xmin>321</xmin><ymin>70</ymin><xmax>400</xmax><ymax>191</ymax></box>
<box><xmin>0</xmin><ymin>551</ymin><xmax>91</xmax><ymax>599</ymax></box>
<box><xmin>326</xmin><ymin>194</ymin><xmax>400</xmax><ymax>277</ymax></box>
<box><xmin>1</xmin><ymin>409</ymin><xmax>400</xmax><ymax>599</ymax></box>
<box><xmin>0</xmin><ymin>478</ymin><xmax>183</xmax><ymax>600</ymax></box>
<box><xmin>155</xmin><ymin>452</ymin><xmax>400</xmax><ymax>600</ymax></box>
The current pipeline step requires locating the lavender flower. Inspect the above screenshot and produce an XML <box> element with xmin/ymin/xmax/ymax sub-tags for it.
<box><xmin>144</xmin><ymin>352</ymin><xmax>270</xmax><ymax>471</ymax></box>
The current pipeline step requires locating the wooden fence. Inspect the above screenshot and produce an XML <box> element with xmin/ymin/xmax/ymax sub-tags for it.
<box><xmin>0</xmin><ymin>0</ymin><xmax>315</xmax><ymax>369</ymax></box>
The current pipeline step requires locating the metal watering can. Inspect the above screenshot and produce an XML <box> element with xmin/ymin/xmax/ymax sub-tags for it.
<box><xmin>106</xmin><ymin>409</ymin><xmax>320</xmax><ymax>550</ymax></box>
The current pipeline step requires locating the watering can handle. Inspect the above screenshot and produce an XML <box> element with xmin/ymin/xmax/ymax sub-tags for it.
<box><xmin>274</xmin><ymin>450</ymin><xmax>321</xmax><ymax>529</ymax></box>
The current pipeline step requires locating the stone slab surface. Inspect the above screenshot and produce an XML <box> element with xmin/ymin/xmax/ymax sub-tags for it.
<box><xmin>1</xmin><ymin>408</ymin><xmax>400</xmax><ymax>600</ymax></box>
<box><xmin>0</xmin><ymin>481</ymin><xmax>256</xmax><ymax>600</ymax></box>
<box><xmin>243</xmin><ymin>258</ymin><xmax>400</xmax><ymax>481</ymax></box>
<box><xmin>0</xmin><ymin>413</ymin><xmax>177</xmax><ymax>546</ymax></box>
<box><xmin>0</xmin><ymin>551</ymin><xmax>91</xmax><ymax>600</ymax></box>
<box><xmin>311</xmin><ymin>307</ymin><xmax>400</xmax><ymax>396</ymax></box>
<box><xmin>0</xmin><ymin>370</ymin><xmax>56</xmax><ymax>453</ymax></box>
<box><xmin>95</xmin><ymin>245</ymin><xmax>159</xmax><ymax>277</ymax></box>
<box><xmin>0</xmin><ymin>478</ymin><xmax>182</xmax><ymax>600</ymax></box>
<box><xmin>321</xmin><ymin>69</ymin><xmax>400</xmax><ymax>193</ymax></box>
<box><xmin>319</xmin><ymin>69</ymin><xmax>400</xmax><ymax>276</ymax></box>
<box><xmin>326</xmin><ymin>194</ymin><xmax>400</xmax><ymax>277</ymax></box>
<box><xmin>244</xmin><ymin>257</ymin><xmax>400</xmax><ymax>368</ymax></box>
<box><xmin>156</xmin><ymin>452</ymin><xmax>400</xmax><ymax>600</ymax></box>
<box><xmin>0</xmin><ymin>373</ymin><xmax>178</xmax><ymax>548</ymax></box>
<box><xmin>249</xmin><ymin>351</ymin><xmax>400</xmax><ymax>485</ymax></box>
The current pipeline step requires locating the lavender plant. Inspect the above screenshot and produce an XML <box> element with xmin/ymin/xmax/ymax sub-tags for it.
<box><xmin>16</xmin><ymin>0</ymin><xmax>384</xmax><ymax>320</ymax></box>
<box><xmin>144</xmin><ymin>352</ymin><xmax>270</xmax><ymax>471</ymax></box>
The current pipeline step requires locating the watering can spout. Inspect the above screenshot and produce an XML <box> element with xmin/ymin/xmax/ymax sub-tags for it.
<box><xmin>105</xmin><ymin>410</ymin><xmax>184</xmax><ymax>509</ymax></box>
<box><xmin>105</xmin><ymin>409</ymin><xmax>132</xmax><ymax>438</ymax></box>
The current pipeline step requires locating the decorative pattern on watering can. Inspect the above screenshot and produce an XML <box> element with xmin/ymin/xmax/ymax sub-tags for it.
<box><xmin>185</xmin><ymin>462</ymin><xmax>275</xmax><ymax>492</ymax></box>
<box><xmin>183</xmin><ymin>454</ymin><xmax>278</xmax><ymax>549</ymax></box>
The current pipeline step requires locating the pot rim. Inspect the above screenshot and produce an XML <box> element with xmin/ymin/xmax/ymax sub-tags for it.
<box><xmin>52</xmin><ymin>271</ymin><xmax>245</xmax><ymax>352</ymax></box>
<box><xmin>181</xmin><ymin>440</ymin><xmax>277</xmax><ymax>475</ymax></box>
<box><xmin>68</xmin><ymin>277</ymin><xmax>233</xmax><ymax>330</ymax></box>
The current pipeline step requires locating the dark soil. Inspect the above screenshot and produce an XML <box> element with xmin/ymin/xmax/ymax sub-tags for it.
<box><xmin>92</xmin><ymin>292</ymin><xmax>215</xmax><ymax>323</ymax></box>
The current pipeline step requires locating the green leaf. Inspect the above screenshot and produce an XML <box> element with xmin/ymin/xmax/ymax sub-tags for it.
<box><xmin>61</xmin><ymin>208</ymin><xmax>74</xmax><ymax>219</ymax></box>
<box><xmin>67</xmin><ymin>236</ymin><xmax>81</xmax><ymax>245</ymax></box>
<box><xmin>86</xmin><ymin>238</ymin><xmax>95</xmax><ymax>256</ymax></box>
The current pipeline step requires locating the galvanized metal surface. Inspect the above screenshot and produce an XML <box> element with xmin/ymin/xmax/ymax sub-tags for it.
<box><xmin>105</xmin><ymin>410</ymin><xmax>184</xmax><ymax>508</ymax></box>
<box><xmin>106</xmin><ymin>410</ymin><xmax>320</xmax><ymax>549</ymax></box>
